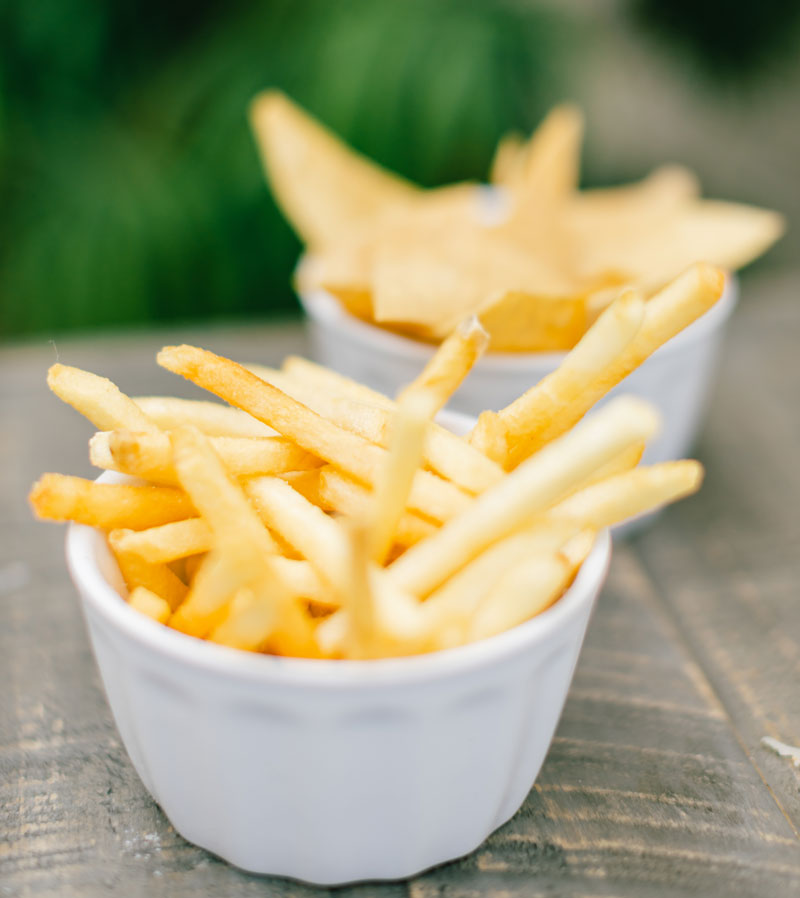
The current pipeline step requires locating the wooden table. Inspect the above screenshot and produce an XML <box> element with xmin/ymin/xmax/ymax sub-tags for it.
<box><xmin>3</xmin><ymin>267</ymin><xmax>799</xmax><ymax>897</ymax></box>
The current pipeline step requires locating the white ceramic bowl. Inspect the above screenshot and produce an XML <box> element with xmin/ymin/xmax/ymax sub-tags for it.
<box><xmin>300</xmin><ymin>277</ymin><xmax>737</xmax><ymax>466</ymax></box>
<box><xmin>65</xmin><ymin>455</ymin><xmax>611</xmax><ymax>884</ymax></box>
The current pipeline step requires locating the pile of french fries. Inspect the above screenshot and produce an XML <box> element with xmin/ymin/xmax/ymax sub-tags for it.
<box><xmin>250</xmin><ymin>91</ymin><xmax>783</xmax><ymax>351</ymax></box>
<box><xmin>30</xmin><ymin>264</ymin><xmax>722</xmax><ymax>659</ymax></box>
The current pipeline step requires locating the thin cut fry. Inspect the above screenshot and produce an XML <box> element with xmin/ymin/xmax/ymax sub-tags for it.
<box><xmin>128</xmin><ymin>586</ymin><xmax>172</xmax><ymax>624</ymax></box>
<box><xmin>548</xmin><ymin>460</ymin><xmax>704</xmax><ymax>529</ymax></box>
<box><xmin>47</xmin><ymin>364</ymin><xmax>160</xmax><ymax>434</ymax></box>
<box><xmin>369</xmin><ymin>393</ymin><xmax>433</xmax><ymax>563</ymax></box>
<box><xmin>467</xmin><ymin>531</ymin><xmax>595</xmax><ymax>642</ymax></box>
<box><xmin>110</xmin><ymin>519</ymin><xmax>212</xmax><ymax>563</ymax></box>
<box><xmin>396</xmin><ymin>316</ymin><xmax>488</xmax><ymax>413</ymax></box>
<box><xmin>92</xmin><ymin>429</ymin><xmax>319</xmax><ymax>485</ymax></box>
<box><xmin>470</xmin><ymin>287</ymin><xmax>645</xmax><ymax>467</ymax></box>
<box><xmin>389</xmin><ymin>396</ymin><xmax>659</xmax><ymax>597</ymax></box>
<box><xmin>29</xmin><ymin>474</ymin><xmax>194</xmax><ymax>530</ymax></box>
<box><xmin>134</xmin><ymin>396</ymin><xmax>276</xmax><ymax>437</ymax></box>
<box><xmin>423</xmin><ymin>525</ymin><xmax>577</xmax><ymax>649</ymax></box>
<box><xmin>108</xmin><ymin>532</ymin><xmax>188</xmax><ymax>610</ymax></box>
<box><xmin>158</xmin><ymin>345</ymin><xmax>471</xmax><ymax>523</ymax></box>
<box><xmin>482</xmin><ymin>263</ymin><xmax>722</xmax><ymax>467</ymax></box>
<box><xmin>317</xmin><ymin>467</ymin><xmax>437</xmax><ymax>548</ymax></box>
<box><xmin>253</xmin><ymin>362</ymin><xmax>504</xmax><ymax>494</ymax></box>
<box><xmin>344</xmin><ymin>521</ymin><xmax>377</xmax><ymax>658</ymax></box>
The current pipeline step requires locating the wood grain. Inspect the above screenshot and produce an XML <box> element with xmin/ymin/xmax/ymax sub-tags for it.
<box><xmin>1</xmin><ymin>279</ymin><xmax>798</xmax><ymax>896</ymax></box>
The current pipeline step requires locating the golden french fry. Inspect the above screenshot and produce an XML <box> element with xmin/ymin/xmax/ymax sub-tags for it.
<box><xmin>249</xmin><ymin>90</ymin><xmax>419</xmax><ymax>249</ymax></box>
<box><xmin>548</xmin><ymin>460</ymin><xmax>703</xmax><ymax>529</ymax></box>
<box><xmin>344</xmin><ymin>521</ymin><xmax>377</xmax><ymax>659</ymax></box>
<box><xmin>109</xmin><ymin>519</ymin><xmax>212</xmax><ymax>563</ymax></box>
<box><xmin>316</xmin><ymin>467</ymin><xmax>437</xmax><ymax>548</ymax></box>
<box><xmin>471</xmin><ymin>287</ymin><xmax>645</xmax><ymax>467</ymax></box>
<box><xmin>243</xmin><ymin>475</ymin><xmax>350</xmax><ymax>595</ymax></box>
<box><xmin>389</xmin><ymin>396</ymin><xmax>659</xmax><ymax>597</ymax></box>
<box><xmin>467</xmin><ymin>531</ymin><xmax>594</xmax><ymax>642</ymax></box>
<box><xmin>93</xmin><ymin>429</ymin><xmax>319</xmax><ymax>485</ymax></box>
<box><xmin>134</xmin><ymin>396</ymin><xmax>276</xmax><ymax>437</ymax></box>
<box><xmin>158</xmin><ymin>345</ymin><xmax>471</xmax><ymax>523</ymax></box>
<box><xmin>208</xmin><ymin>586</ymin><xmax>269</xmax><ymax>650</ymax></box>
<box><xmin>209</xmin><ymin>566</ymin><xmax>321</xmax><ymax>657</ymax></box>
<box><xmin>277</xmin><ymin>468</ymin><xmax>321</xmax><ymax>505</ymax></box>
<box><xmin>281</xmin><ymin>355</ymin><xmax>394</xmax><ymax>409</ymax></box>
<box><xmin>184</xmin><ymin>552</ymin><xmax>206</xmax><ymax>583</ymax></box>
<box><xmin>397</xmin><ymin>316</ymin><xmax>489</xmax><ymax>414</ymax></box>
<box><xmin>369</xmin><ymin>393</ymin><xmax>433</xmax><ymax>564</ymax></box>
<box><xmin>423</xmin><ymin>525</ymin><xmax>577</xmax><ymax>649</ymax></box>
<box><xmin>108</xmin><ymin>532</ymin><xmax>188</xmax><ymax>610</ymax></box>
<box><xmin>47</xmin><ymin>364</ymin><xmax>160</xmax><ymax>434</ymax></box>
<box><xmin>128</xmin><ymin>586</ymin><xmax>172</xmax><ymax>624</ymax></box>
<box><xmin>29</xmin><ymin>474</ymin><xmax>193</xmax><ymax>530</ymax></box>
<box><xmin>601</xmin><ymin>264</ymin><xmax>724</xmax><ymax>379</ymax></box>
<box><xmin>257</xmin><ymin>361</ymin><xmax>504</xmax><ymax>494</ymax></box>
<box><xmin>171</xmin><ymin>550</ymin><xmax>254</xmax><ymax>638</ymax></box>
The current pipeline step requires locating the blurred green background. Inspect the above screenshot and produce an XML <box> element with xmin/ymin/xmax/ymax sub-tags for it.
<box><xmin>1</xmin><ymin>0</ymin><xmax>797</xmax><ymax>340</ymax></box>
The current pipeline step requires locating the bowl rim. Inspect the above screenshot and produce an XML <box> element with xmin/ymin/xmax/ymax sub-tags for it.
<box><xmin>298</xmin><ymin>273</ymin><xmax>738</xmax><ymax>370</ymax></box>
<box><xmin>66</xmin><ymin>492</ymin><xmax>611</xmax><ymax>690</ymax></box>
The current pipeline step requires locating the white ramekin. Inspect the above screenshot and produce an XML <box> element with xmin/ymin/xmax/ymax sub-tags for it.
<box><xmin>65</xmin><ymin>442</ymin><xmax>612</xmax><ymax>885</ymax></box>
<box><xmin>299</xmin><ymin>277</ymin><xmax>737</xmax><ymax>466</ymax></box>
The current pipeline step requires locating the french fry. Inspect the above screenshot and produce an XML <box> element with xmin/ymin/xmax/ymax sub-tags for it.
<box><xmin>133</xmin><ymin>396</ymin><xmax>276</xmax><ymax>437</ymax></box>
<box><xmin>158</xmin><ymin>345</ymin><xmax>471</xmax><ymax>523</ymax></box>
<box><xmin>396</xmin><ymin>316</ymin><xmax>488</xmax><ymax>413</ymax></box>
<box><xmin>109</xmin><ymin>519</ymin><xmax>212</xmax><ymax>563</ymax></box>
<box><xmin>254</xmin><ymin>361</ymin><xmax>505</xmax><ymax>494</ymax></box>
<box><xmin>209</xmin><ymin>564</ymin><xmax>322</xmax><ymax>657</ymax></box>
<box><xmin>548</xmin><ymin>460</ymin><xmax>703</xmax><ymax>529</ymax></box>
<box><xmin>317</xmin><ymin>467</ymin><xmax>437</xmax><ymax>548</ymax></box>
<box><xmin>344</xmin><ymin>521</ymin><xmax>377</xmax><ymax>659</ymax></box>
<box><xmin>29</xmin><ymin>474</ymin><xmax>194</xmax><ymax>530</ymax></box>
<box><xmin>277</xmin><ymin>468</ymin><xmax>321</xmax><ymax>505</ymax></box>
<box><xmin>47</xmin><ymin>364</ymin><xmax>160</xmax><ymax>434</ymax></box>
<box><xmin>127</xmin><ymin>586</ymin><xmax>172</xmax><ymax>624</ymax></box>
<box><xmin>368</xmin><ymin>393</ymin><xmax>433</xmax><ymax>564</ymax></box>
<box><xmin>423</xmin><ymin>525</ymin><xmax>577</xmax><ymax>649</ymax></box>
<box><xmin>208</xmin><ymin>586</ymin><xmax>270</xmax><ymax>651</ymax></box>
<box><xmin>184</xmin><ymin>552</ymin><xmax>206</xmax><ymax>583</ymax></box>
<box><xmin>389</xmin><ymin>396</ymin><xmax>659</xmax><ymax>597</ymax></box>
<box><xmin>280</xmin><ymin>355</ymin><xmax>394</xmax><ymax>409</ymax></box>
<box><xmin>108</xmin><ymin>532</ymin><xmax>188</xmax><ymax>610</ymax></box>
<box><xmin>474</xmin><ymin>265</ymin><xmax>723</xmax><ymax>468</ymax></box>
<box><xmin>470</xmin><ymin>287</ymin><xmax>645</xmax><ymax>466</ymax></box>
<box><xmin>467</xmin><ymin>530</ymin><xmax>595</xmax><ymax>642</ymax></box>
<box><xmin>243</xmin><ymin>475</ymin><xmax>350</xmax><ymax>595</ymax></box>
<box><xmin>167</xmin><ymin>427</ymin><xmax>282</xmax><ymax>637</ymax></box>
<box><xmin>170</xmin><ymin>550</ymin><xmax>244</xmax><ymax>637</ymax></box>
<box><xmin>91</xmin><ymin>429</ymin><xmax>319</xmax><ymax>484</ymax></box>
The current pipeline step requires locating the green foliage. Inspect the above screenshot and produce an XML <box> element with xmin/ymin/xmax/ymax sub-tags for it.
<box><xmin>0</xmin><ymin>0</ymin><xmax>567</xmax><ymax>337</ymax></box>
